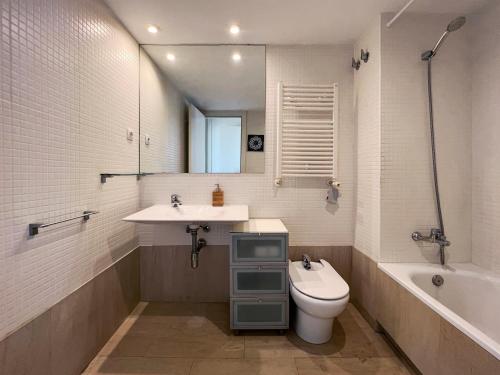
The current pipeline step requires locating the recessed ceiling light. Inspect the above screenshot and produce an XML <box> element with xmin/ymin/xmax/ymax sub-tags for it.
<box><xmin>232</xmin><ymin>52</ymin><xmax>241</xmax><ymax>62</ymax></box>
<box><xmin>229</xmin><ymin>24</ymin><xmax>240</xmax><ymax>35</ymax></box>
<box><xmin>146</xmin><ymin>24</ymin><xmax>159</xmax><ymax>34</ymax></box>
<box><xmin>166</xmin><ymin>53</ymin><xmax>175</xmax><ymax>61</ymax></box>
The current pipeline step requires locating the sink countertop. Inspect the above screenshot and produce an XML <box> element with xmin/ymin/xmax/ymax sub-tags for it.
<box><xmin>231</xmin><ymin>219</ymin><xmax>288</xmax><ymax>234</ymax></box>
<box><xmin>122</xmin><ymin>204</ymin><xmax>249</xmax><ymax>223</ymax></box>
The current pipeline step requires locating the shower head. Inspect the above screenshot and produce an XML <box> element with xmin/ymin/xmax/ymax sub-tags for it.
<box><xmin>447</xmin><ymin>16</ymin><xmax>466</xmax><ymax>32</ymax></box>
<box><xmin>421</xmin><ymin>16</ymin><xmax>466</xmax><ymax>61</ymax></box>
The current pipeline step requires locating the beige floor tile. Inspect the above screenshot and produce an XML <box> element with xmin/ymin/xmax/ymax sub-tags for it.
<box><xmin>140</xmin><ymin>302</ymin><xmax>228</xmax><ymax>320</ymax></box>
<box><xmin>136</xmin><ymin>302</ymin><xmax>229</xmax><ymax>327</ymax></box>
<box><xmin>83</xmin><ymin>302</ymin><xmax>407</xmax><ymax>374</ymax></box>
<box><xmin>146</xmin><ymin>336</ymin><xmax>244</xmax><ymax>358</ymax></box>
<box><xmin>295</xmin><ymin>357</ymin><xmax>410</xmax><ymax>375</ymax></box>
<box><xmin>104</xmin><ymin>336</ymin><xmax>155</xmax><ymax>357</ymax></box>
<box><xmin>190</xmin><ymin>358</ymin><xmax>298</xmax><ymax>375</ymax></box>
<box><xmin>82</xmin><ymin>355</ymin><xmax>101</xmax><ymax>374</ymax></box>
<box><xmin>125</xmin><ymin>319</ymin><xmax>231</xmax><ymax>339</ymax></box>
<box><xmin>244</xmin><ymin>334</ymin><xmax>322</xmax><ymax>359</ymax></box>
<box><xmin>244</xmin><ymin>316</ymin><xmax>388</xmax><ymax>359</ymax></box>
<box><xmin>84</xmin><ymin>356</ymin><xmax>192</xmax><ymax>374</ymax></box>
<box><xmin>343</xmin><ymin>304</ymin><xmax>374</xmax><ymax>332</ymax></box>
<box><xmin>130</xmin><ymin>301</ymin><xmax>149</xmax><ymax>317</ymax></box>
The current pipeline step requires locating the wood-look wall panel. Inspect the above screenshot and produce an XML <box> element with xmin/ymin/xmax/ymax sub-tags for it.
<box><xmin>140</xmin><ymin>246</ymin><xmax>352</xmax><ymax>302</ymax></box>
<box><xmin>140</xmin><ymin>246</ymin><xmax>229</xmax><ymax>302</ymax></box>
<box><xmin>0</xmin><ymin>249</ymin><xmax>140</xmax><ymax>375</ymax></box>
<box><xmin>350</xmin><ymin>248</ymin><xmax>378</xmax><ymax>328</ymax></box>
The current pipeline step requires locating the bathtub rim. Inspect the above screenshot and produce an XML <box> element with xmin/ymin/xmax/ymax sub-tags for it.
<box><xmin>378</xmin><ymin>262</ymin><xmax>500</xmax><ymax>360</ymax></box>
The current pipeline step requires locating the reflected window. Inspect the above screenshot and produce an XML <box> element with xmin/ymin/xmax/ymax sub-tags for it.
<box><xmin>206</xmin><ymin>117</ymin><xmax>241</xmax><ymax>173</ymax></box>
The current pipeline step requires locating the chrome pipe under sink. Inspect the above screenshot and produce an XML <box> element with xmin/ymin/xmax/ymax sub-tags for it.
<box><xmin>186</xmin><ymin>224</ymin><xmax>210</xmax><ymax>269</ymax></box>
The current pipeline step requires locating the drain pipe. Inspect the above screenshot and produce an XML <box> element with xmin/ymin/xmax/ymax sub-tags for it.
<box><xmin>186</xmin><ymin>224</ymin><xmax>210</xmax><ymax>269</ymax></box>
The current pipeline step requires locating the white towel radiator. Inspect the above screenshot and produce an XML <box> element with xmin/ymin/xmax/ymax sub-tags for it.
<box><xmin>275</xmin><ymin>82</ymin><xmax>339</xmax><ymax>186</ymax></box>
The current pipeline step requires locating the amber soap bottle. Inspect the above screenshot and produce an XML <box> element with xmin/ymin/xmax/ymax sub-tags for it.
<box><xmin>212</xmin><ymin>184</ymin><xmax>224</xmax><ymax>207</ymax></box>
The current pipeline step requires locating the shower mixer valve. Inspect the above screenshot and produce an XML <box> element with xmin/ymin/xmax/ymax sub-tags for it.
<box><xmin>411</xmin><ymin>228</ymin><xmax>450</xmax><ymax>247</ymax></box>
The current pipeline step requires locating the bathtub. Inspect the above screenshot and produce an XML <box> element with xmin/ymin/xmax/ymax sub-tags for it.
<box><xmin>378</xmin><ymin>262</ymin><xmax>500</xmax><ymax>360</ymax></box>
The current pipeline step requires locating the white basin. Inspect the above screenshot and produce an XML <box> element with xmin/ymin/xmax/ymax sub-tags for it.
<box><xmin>122</xmin><ymin>204</ymin><xmax>249</xmax><ymax>223</ymax></box>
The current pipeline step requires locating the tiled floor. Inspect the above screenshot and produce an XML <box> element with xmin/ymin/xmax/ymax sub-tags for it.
<box><xmin>83</xmin><ymin>302</ymin><xmax>412</xmax><ymax>374</ymax></box>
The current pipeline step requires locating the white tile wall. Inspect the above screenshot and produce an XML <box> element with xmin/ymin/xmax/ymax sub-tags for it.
<box><xmin>1</xmin><ymin>0</ymin><xmax>489</xmax><ymax>346</ymax></box>
<box><xmin>379</xmin><ymin>13</ymin><xmax>472</xmax><ymax>263</ymax></box>
<box><xmin>139</xmin><ymin>45</ymin><xmax>355</xmax><ymax>247</ymax></box>
<box><xmin>139</xmin><ymin>48</ymin><xmax>187</xmax><ymax>173</ymax></box>
<box><xmin>471</xmin><ymin>2</ymin><xmax>500</xmax><ymax>273</ymax></box>
<box><xmin>353</xmin><ymin>17</ymin><xmax>381</xmax><ymax>262</ymax></box>
<box><xmin>0</xmin><ymin>0</ymin><xmax>140</xmax><ymax>340</ymax></box>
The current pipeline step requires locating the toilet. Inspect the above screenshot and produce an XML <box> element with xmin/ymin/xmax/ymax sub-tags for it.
<box><xmin>289</xmin><ymin>259</ymin><xmax>349</xmax><ymax>344</ymax></box>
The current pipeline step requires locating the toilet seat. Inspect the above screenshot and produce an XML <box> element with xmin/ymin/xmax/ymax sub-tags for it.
<box><xmin>289</xmin><ymin>259</ymin><xmax>349</xmax><ymax>301</ymax></box>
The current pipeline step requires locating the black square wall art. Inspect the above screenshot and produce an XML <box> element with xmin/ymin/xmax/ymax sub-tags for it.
<box><xmin>247</xmin><ymin>135</ymin><xmax>264</xmax><ymax>152</ymax></box>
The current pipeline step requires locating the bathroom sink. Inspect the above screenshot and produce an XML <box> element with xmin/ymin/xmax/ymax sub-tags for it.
<box><xmin>122</xmin><ymin>204</ymin><xmax>249</xmax><ymax>223</ymax></box>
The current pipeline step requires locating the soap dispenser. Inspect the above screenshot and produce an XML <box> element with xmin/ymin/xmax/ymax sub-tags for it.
<box><xmin>212</xmin><ymin>184</ymin><xmax>224</xmax><ymax>207</ymax></box>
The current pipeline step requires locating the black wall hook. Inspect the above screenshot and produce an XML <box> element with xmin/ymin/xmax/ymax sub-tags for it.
<box><xmin>361</xmin><ymin>49</ymin><xmax>370</xmax><ymax>63</ymax></box>
<box><xmin>352</xmin><ymin>57</ymin><xmax>360</xmax><ymax>70</ymax></box>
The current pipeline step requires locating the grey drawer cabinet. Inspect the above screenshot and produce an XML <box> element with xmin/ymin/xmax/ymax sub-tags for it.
<box><xmin>231</xmin><ymin>266</ymin><xmax>288</xmax><ymax>295</ymax></box>
<box><xmin>231</xmin><ymin>235</ymin><xmax>287</xmax><ymax>263</ymax></box>
<box><xmin>230</xmin><ymin>220</ymin><xmax>289</xmax><ymax>331</ymax></box>
<box><xmin>231</xmin><ymin>297</ymin><xmax>288</xmax><ymax>329</ymax></box>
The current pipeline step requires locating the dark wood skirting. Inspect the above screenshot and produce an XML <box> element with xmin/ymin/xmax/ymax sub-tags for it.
<box><xmin>0</xmin><ymin>248</ymin><xmax>140</xmax><ymax>375</ymax></box>
<box><xmin>350</xmin><ymin>247</ymin><xmax>379</xmax><ymax>329</ymax></box>
<box><xmin>140</xmin><ymin>245</ymin><xmax>352</xmax><ymax>302</ymax></box>
<box><xmin>140</xmin><ymin>245</ymin><xmax>230</xmax><ymax>302</ymax></box>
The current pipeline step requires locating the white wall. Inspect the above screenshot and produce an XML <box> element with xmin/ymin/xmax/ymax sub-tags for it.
<box><xmin>353</xmin><ymin>17</ymin><xmax>381</xmax><ymax>262</ymax></box>
<box><xmin>188</xmin><ymin>104</ymin><xmax>207</xmax><ymax>173</ymax></box>
<box><xmin>471</xmin><ymin>1</ymin><xmax>500</xmax><ymax>273</ymax></box>
<box><xmin>139</xmin><ymin>45</ymin><xmax>355</xmax><ymax>247</ymax></box>
<box><xmin>140</xmin><ymin>49</ymin><xmax>187</xmax><ymax>173</ymax></box>
<box><xmin>379</xmin><ymin>13</ymin><xmax>472</xmax><ymax>263</ymax></box>
<box><xmin>353</xmin><ymin>13</ymin><xmax>473</xmax><ymax>264</ymax></box>
<box><xmin>0</xmin><ymin>0</ymin><xmax>140</xmax><ymax>340</ymax></box>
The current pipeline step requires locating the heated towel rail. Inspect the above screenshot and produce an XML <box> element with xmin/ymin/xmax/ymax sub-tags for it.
<box><xmin>275</xmin><ymin>82</ymin><xmax>339</xmax><ymax>186</ymax></box>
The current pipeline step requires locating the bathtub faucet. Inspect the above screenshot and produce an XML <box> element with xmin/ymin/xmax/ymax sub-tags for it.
<box><xmin>412</xmin><ymin>228</ymin><xmax>450</xmax><ymax>247</ymax></box>
<box><xmin>412</xmin><ymin>228</ymin><xmax>450</xmax><ymax>264</ymax></box>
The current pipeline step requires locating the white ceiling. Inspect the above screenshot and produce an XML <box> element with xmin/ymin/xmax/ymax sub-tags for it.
<box><xmin>105</xmin><ymin>0</ymin><xmax>489</xmax><ymax>45</ymax></box>
<box><xmin>143</xmin><ymin>45</ymin><xmax>265</xmax><ymax>111</ymax></box>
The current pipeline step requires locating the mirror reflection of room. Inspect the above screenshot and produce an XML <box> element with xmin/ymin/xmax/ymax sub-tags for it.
<box><xmin>139</xmin><ymin>45</ymin><xmax>266</xmax><ymax>174</ymax></box>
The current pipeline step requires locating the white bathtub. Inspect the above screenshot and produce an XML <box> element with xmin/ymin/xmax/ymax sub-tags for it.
<box><xmin>378</xmin><ymin>262</ymin><xmax>500</xmax><ymax>360</ymax></box>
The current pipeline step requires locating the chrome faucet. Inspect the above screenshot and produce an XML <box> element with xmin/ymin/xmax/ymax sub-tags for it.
<box><xmin>412</xmin><ymin>228</ymin><xmax>450</xmax><ymax>265</ymax></box>
<box><xmin>171</xmin><ymin>194</ymin><xmax>182</xmax><ymax>207</ymax></box>
<box><xmin>302</xmin><ymin>254</ymin><xmax>312</xmax><ymax>270</ymax></box>
<box><xmin>412</xmin><ymin>228</ymin><xmax>450</xmax><ymax>247</ymax></box>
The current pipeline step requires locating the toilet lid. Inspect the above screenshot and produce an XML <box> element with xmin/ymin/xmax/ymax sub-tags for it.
<box><xmin>289</xmin><ymin>259</ymin><xmax>349</xmax><ymax>301</ymax></box>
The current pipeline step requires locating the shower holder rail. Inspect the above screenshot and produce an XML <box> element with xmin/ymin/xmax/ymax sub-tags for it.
<box><xmin>100</xmin><ymin>173</ymin><xmax>153</xmax><ymax>183</ymax></box>
<box><xmin>29</xmin><ymin>210</ymin><xmax>99</xmax><ymax>236</ymax></box>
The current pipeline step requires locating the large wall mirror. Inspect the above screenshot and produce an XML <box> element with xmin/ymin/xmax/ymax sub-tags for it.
<box><xmin>139</xmin><ymin>45</ymin><xmax>266</xmax><ymax>174</ymax></box>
